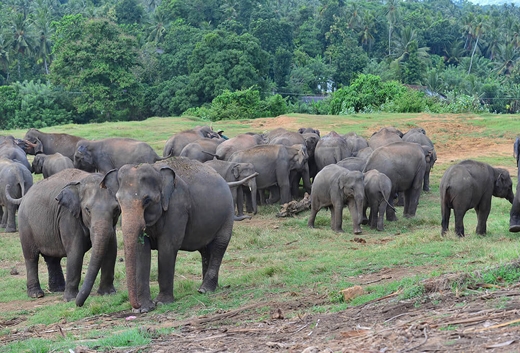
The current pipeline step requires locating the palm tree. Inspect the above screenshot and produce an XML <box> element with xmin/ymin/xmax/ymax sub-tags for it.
<box><xmin>391</xmin><ymin>26</ymin><xmax>429</xmax><ymax>66</ymax></box>
<box><xmin>385</xmin><ymin>0</ymin><xmax>400</xmax><ymax>56</ymax></box>
<box><xmin>0</xmin><ymin>35</ymin><xmax>10</xmax><ymax>83</ymax></box>
<box><xmin>358</xmin><ymin>11</ymin><xmax>376</xmax><ymax>53</ymax></box>
<box><xmin>468</xmin><ymin>16</ymin><xmax>487</xmax><ymax>75</ymax></box>
<box><xmin>444</xmin><ymin>40</ymin><xmax>465</xmax><ymax>66</ymax></box>
<box><xmin>494</xmin><ymin>43</ymin><xmax>520</xmax><ymax>76</ymax></box>
<box><xmin>146</xmin><ymin>10</ymin><xmax>168</xmax><ymax>45</ymax></box>
<box><xmin>10</xmin><ymin>11</ymin><xmax>35</xmax><ymax>80</ymax></box>
<box><xmin>31</xmin><ymin>0</ymin><xmax>54</xmax><ymax>75</ymax></box>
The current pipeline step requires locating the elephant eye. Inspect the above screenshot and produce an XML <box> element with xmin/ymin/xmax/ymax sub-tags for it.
<box><xmin>84</xmin><ymin>206</ymin><xmax>91</xmax><ymax>215</ymax></box>
<box><xmin>143</xmin><ymin>196</ymin><xmax>152</xmax><ymax>207</ymax></box>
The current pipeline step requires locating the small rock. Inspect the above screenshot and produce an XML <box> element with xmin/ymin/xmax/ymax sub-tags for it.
<box><xmin>301</xmin><ymin>347</ymin><xmax>319</xmax><ymax>353</ymax></box>
<box><xmin>10</xmin><ymin>267</ymin><xmax>18</xmax><ymax>275</ymax></box>
<box><xmin>341</xmin><ymin>285</ymin><xmax>365</xmax><ymax>302</ymax></box>
<box><xmin>271</xmin><ymin>308</ymin><xmax>284</xmax><ymax>320</ymax></box>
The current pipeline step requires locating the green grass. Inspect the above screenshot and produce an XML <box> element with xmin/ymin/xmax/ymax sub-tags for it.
<box><xmin>2</xmin><ymin>112</ymin><xmax>520</xmax><ymax>350</ymax></box>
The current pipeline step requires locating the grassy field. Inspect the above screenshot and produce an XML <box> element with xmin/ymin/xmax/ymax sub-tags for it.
<box><xmin>1</xmin><ymin>112</ymin><xmax>520</xmax><ymax>351</ymax></box>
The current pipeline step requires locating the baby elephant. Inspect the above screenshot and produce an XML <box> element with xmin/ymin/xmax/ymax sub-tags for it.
<box><xmin>363</xmin><ymin>169</ymin><xmax>393</xmax><ymax>231</ymax></box>
<box><xmin>308</xmin><ymin>164</ymin><xmax>364</xmax><ymax>233</ymax></box>
<box><xmin>440</xmin><ymin>160</ymin><xmax>514</xmax><ymax>237</ymax></box>
<box><xmin>32</xmin><ymin>153</ymin><xmax>74</xmax><ymax>178</ymax></box>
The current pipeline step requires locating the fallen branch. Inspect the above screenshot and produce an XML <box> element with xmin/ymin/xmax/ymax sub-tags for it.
<box><xmin>277</xmin><ymin>193</ymin><xmax>311</xmax><ymax>217</ymax></box>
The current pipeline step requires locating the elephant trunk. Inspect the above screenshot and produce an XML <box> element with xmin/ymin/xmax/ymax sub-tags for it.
<box><xmin>76</xmin><ymin>224</ymin><xmax>113</xmax><ymax>307</ymax></box>
<box><xmin>248</xmin><ymin>179</ymin><xmax>258</xmax><ymax>215</ymax></box>
<box><xmin>120</xmin><ymin>204</ymin><xmax>146</xmax><ymax>310</ymax></box>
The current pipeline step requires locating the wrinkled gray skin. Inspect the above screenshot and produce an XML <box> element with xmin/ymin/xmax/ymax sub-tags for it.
<box><xmin>364</xmin><ymin>142</ymin><xmax>427</xmax><ymax>221</ymax></box>
<box><xmin>368</xmin><ymin>126</ymin><xmax>403</xmax><ymax>150</ymax></box>
<box><xmin>509</xmin><ymin>137</ymin><xmax>520</xmax><ymax>232</ymax></box>
<box><xmin>205</xmin><ymin>159</ymin><xmax>258</xmax><ymax>216</ymax></box>
<box><xmin>440</xmin><ymin>160</ymin><xmax>514</xmax><ymax>237</ymax></box>
<box><xmin>229</xmin><ymin>144</ymin><xmax>310</xmax><ymax>205</ymax></box>
<box><xmin>216</xmin><ymin>133</ymin><xmax>267</xmax><ymax>160</ymax></box>
<box><xmin>0</xmin><ymin>135</ymin><xmax>32</xmax><ymax>172</ymax></box>
<box><xmin>298</xmin><ymin>127</ymin><xmax>320</xmax><ymax>136</ymax></box>
<box><xmin>32</xmin><ymin>153</ymin><xmax>74</xmax><ymax>178</ymax></box>
<box><xmin>0</xmin><ymin>159</ymin><xmax>33</xmax><ymax>232</ymax></box>
<box><xmin>163</xmin><ymin>126</ymin><xmax>222</xmax><ymax>157</ymax></box>
<box><xmin>23</xmin><ymin>128</ymin><xmax>83</xmax><ymax>160</ymax></box>
<box><xmin>102</xmin><ymin>157</ymin><xmax>235</xmax><ymax>312</ymax></box>
<box><xmin>179</xmin><ymin>139</ymin><xmax>224</xmax><ymax>163</ymax></box>
<box><xmin>18</xmin><ymin>169</ymin><xmax>120</xmax><ymax>306</ymax></box>
<box><xmin>267</xmin><ymin>128</ymin><xmax>317</xmax><ymax>197</ymax></box>
<box><xmin>307</xmin><ymin>164</ymin><xmax>364</xmax><ymax>234</ymax></box>
<box><xmin>402</xmin><ymin>128</ymin><xmax>437</xmax><ymax>191</ymax></box>
<box><xmin>354</xmin><ymin>147</ymin><xmax>374</xmax><ymax>161</ymax></box>
<box><xmin>362</xmin><ymin>170</ymin><xmax>393</xmax><ymax>231</ymax></box>
<box><xmin>343</xmin><ymin>132</ymin><xmax>369</xmax><ymax>155</ymax></box>
<box><xmin>314</xmin><ymin>131</ymin><xmax>352</xmax><ymax>172</ymax></box>
<box><xmin>74</xmin><ymin>138</ymin><xmax>163</xmax><ymax>174</ymax></box>
<box><xmin>336</xmin><ymin>157</ymin><xmax>367</xmax><ymax>172</ymax></box>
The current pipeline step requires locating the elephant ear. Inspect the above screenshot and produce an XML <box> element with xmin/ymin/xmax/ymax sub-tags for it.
<box><xmin>231</xmin><ymin>164</ymin><xmax>240</xmax><ymax>179</ymax></box>
<box><xmin>159</xmin><ymin>166</ymin><xmax>176</xmax><ymax>211</ymax></box>
<box><xmin>101</xmin><ymin>169</ymin><xmax>119</xmax><ymax>195</ymax></box>
<box><xmin>56</xmin><ymin>182</ymin><xmax>81</xmax><ymax>218</ymax></box>
<box><xmin>32</xmin><ymin>155</ymin><xmax>43</xmax><ymax>173</ymax></box>
<box><xmin>34</xmin><ymin>137</ymin><xmax>44</xmax><ymax>154</ymax></box>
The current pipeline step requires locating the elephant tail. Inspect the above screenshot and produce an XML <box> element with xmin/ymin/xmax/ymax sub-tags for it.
<box><xmin>227</xmin><ymin>172</ymin><xmax>259</xmax><ymax>188</ymax></box>
<box><xmin>5</xmin><ymin>184</ymin><xmax>23</xmax><ymax>205</ymax></box>
<box><xmin>202</xmin><ymin>150</ymin><xmax>220</xmax><ymax>159</ymax></box>
<box><xmin>234</xmin><ymin>215</ymin><xmax>252</xmax><ymax>221</ymax></box>
<box><xmin>379</xmin><ymin>178</ymin><xmax>395</xmax><ymax>212</ymax></box>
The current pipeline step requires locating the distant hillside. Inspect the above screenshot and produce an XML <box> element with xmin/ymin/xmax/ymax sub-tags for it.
<box><xmin>469</xmin><ymin>0</ymin><xmax>520</xmax><ymax>5</ymax></box>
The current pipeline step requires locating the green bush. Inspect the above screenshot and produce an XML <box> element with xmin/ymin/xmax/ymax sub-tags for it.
<box><xmin>0</xmin><ymin>85</ymin><xmax>19</xmax><ymax>129</ymax></box>
<box><xmin>382</xmin><ymin>88</ymin><xmax>427</xmax><ymax>113</ymax></box>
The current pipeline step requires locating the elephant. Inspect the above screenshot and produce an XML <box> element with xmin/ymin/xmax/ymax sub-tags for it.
<box><xmin>216</xmin><ymin>133</ymin><xmax>267</xmax><ymax>160</ymax></box>
<box><xmin>368</xmin><ymin>126</ymin><xmax>403</xmax><ymax>150</ymax></box>
<box><xmin>32</xmin><ymin>153</ymin><xmax>74</xmax><ymax>178</ymax></box>
<box><xmin>510</xmin><ymin>137</ymin><xmax>520</xmax><ymax>232</ymax></box>
<box><xmin>362</xmin><ymin>170</ymin><xmax>393</xmax><ymax>231</ymax></box>
<box><xmin>314</xmin><ymin>131</ymin><xmax>352</xmax><ymax>172</ymax></box>
<box><xmin>179</xmin><ymin>139</ymin><xmax>224</xmax><ymax>163</ymax></box>
<box><xmin>101</xmin><ymin>157</ymin><xmax>237</xmax><ymax>312</ymax></box>
<box><xmin>354</xmin><ymin>147</ymin><xmax>374</xmax><ymax>161</ymax></box>
<box><xmin>163</xmin><ymin>126</ymin><xmax>222</xmax><ymax>157</ymax></box>
<box><xmin>0</xmin><ymin>159</ymin><xmax>33</xmax><ymax>232</ymax></box>
<box><xmin>307</xmin><ymin>164</ymin><xmax>364</xmax><ymax>234</ymax></box>
<box><xmin>402</xmin><ymin>128</ymin><xmax>437</xmax><ymax>191</ymax></box>
<box><xmin>363</xmin><ymin>142</ymin><xmax>427</xmax><ymax>221</ymax></box>
<box><xmin>74</xmin><ymin>138</ymin><xmax>164</xmax><ymax>174</ymax></box>
<box><xmin>336</xmin><ymin>157</ymin><xmax>367</xmax><ymax>172</ymax></box>
<box><xmin>205</xmin><ymin>159</ymin><xmax>258</xmax><ymax>216</ymax></box>
<box><xmin>0</xmin><ymin>135</ymin><xmax>32</xmax><ymax>172</ymax></box>
<box><xmin>301</xmin><ymin>132</ymin><xmax>320</xmax><ymax>178</ymax></box>
<box><xmin>17</xmin><ymin>169</ymin><xmax>120</xmax><ymax>305</ymax></box>
<box><xmin>343</xmin><ymin>132</ymin><xmax>369</xmax><ymax>155</ymax></box>
<box><xmin>440</xmin><ymin>160</ymin><xmax>514</xmax><ymax>237</ymax></box>
<box><xmin>22</xmin><ymin>128</ymin><xmax>84</xmax><ymax>160</ymax></box>
<box><xmin>298</xmin><ymin>127</ymin><xmax>320</xmax><ymax>136</ymax></box>
<box><xmin>228</xmin><ymin>144</ymin><xmax>310</xmax><ymax>205</ymax></box>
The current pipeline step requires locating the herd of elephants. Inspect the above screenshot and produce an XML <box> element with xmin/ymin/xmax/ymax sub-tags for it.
<box><xmin>1</xmin><ymin>124</ymin><xmax>520</xmax><ymax>313</ymax></box>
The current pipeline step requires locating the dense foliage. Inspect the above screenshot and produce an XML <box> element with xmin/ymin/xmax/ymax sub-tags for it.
<box><xmin>2</xmin><ymin>0</ymin><xmax>520</xmax><ymax>127</ymax></box>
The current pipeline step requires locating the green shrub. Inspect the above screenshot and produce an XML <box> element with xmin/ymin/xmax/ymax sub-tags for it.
<box><xmin>0</xmin><ymin>85</ymin><xmax>19</xmax><ymax>129</ymax></box>
<box><xmin>382</xmin><ymin>88</ymin><xmax>427</xmax><ymax>113</ymax></box>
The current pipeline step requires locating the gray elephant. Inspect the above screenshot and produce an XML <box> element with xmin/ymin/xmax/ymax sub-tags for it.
<box><xmin>163</xmin><ymin>126</ymin><xmax>222</xmax><ymax>157</ymax></box>
<box><xmin>314</xmin><ymin>131</ymin><xmax>352</xmax><ymax>172</ymax></box>
<box><xmin>363</xmin><ymin>142</ymin><xmax>427</xmax><ymax>221</ymax></box>
<box><xmin>17</xmin><ymin>169</ymin><xmax>120</xmax><ymax>305</ymax></box>
<box><xmin>440</xmin><ymin>160</ymin><xmax>514</xmax><ymax>237</ymax></box>
<box><xmin>354</xmin><ymin>147</ymin><xmax>374</xmax><ymax>161</ymax></box>
<box><xmin>363</xmin><ymin>170</ymin><xmax>393</xmax><ymax>231</ymax></box>
<box><xmin>101</xmin><ymin>157</ymin><xmax>236</xmax><ymax>312</ymax></box>
<box><xmin>74</xmin><ymin>138</ymin><xmax>163</xmax><ymax>174</ymax></box>
<box><xmin>298</xmin><ymin>127</ymin><xmax>320</xmax><ymax>136</ymax></box>
<box><xmin>402</xmin><ymin>128</ymin><xmax>437</xmax><ymax>191</ymax></box>
<box><xmin>0</xmin><ymin>159</ymin><xmax>33</xmax><ymax>232</ymax></box>
<box><xmin>205</xmin><ymin>159</ymin><xmax>258</xmax><ymax>216</ymax></box>
<box><xmin>510</xmin><ymin>137</ymin><xmax>520</xmax><ymax>232</ymax></box>
<box><xmin>23</xmin><ymin>128</ymin><xmax>83</xmax><ymax>160</ymax></box>
<box><xmin>32</xmin><ymin>153</ymin><xmax>74</xmax><ymax>178</ymax></box>
<box><xmin>216</xmin><ymin>133</ymin><xmax>267</xmax><ymax>160</ymax></box>
<box><xmin>368</xmin><ymin>126</ymin><xmax>403</xmax><ymax>150</ymax></box>
<box><xmin>228</xmin><ymin>144</ymin><xmax>310</xmax><ymax>205</ymax></box>
<box><xmin>0</xmin><ymin>135</ymin><xmax>32</xmax><ymax>172</ymax></box>
<box><xmin>179</xmin><ymin>138</ymin><xmax>224</xmax><ymax>163</ymax></box>
<box><xmin>307</xmin><ymin>164</ymin><xmax>364</xmax><ymax>234</ymax></box>
<box><xmin>337</xmin><ymin>157</ymin><xmax>367</xmax><ymax>172</ymax></box>
<box><xmin>343</xmin><ymin>132</ymin><xmax>369</xmax><ymax>155</ymax></box>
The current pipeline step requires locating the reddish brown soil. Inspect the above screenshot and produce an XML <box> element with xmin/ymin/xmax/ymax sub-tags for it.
<box><xmin>2</xmin><ymin>115</ymin><xmax>520</xmax><ymax>352</ymax></box>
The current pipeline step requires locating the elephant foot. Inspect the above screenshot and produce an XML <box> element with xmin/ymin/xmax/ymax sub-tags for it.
<box><xmin>361</xmin><ymin>218</ymin><xmax>369</xmax><ymax>225</ymax></box>
<box><xmin>403</xmin><ymin>213</ymin><xmax>416</xmax><ymax>219</ymax></box>
<box><xmin>48</xmin><ymin>282</ymin><xmax>65</xmax><ymax>292</ymax></box>
<box><xmin>28</xmin><ymin>288</ymin><xmax>44</xmax><ymax>298</ymax></box>
<box><xmin>510</xmin><ymin>224</ymin><xmax>520</xmax><ymax>233</ymax></box>
<box><xmin>234</xmin><ymin>215</ymin><xmax>252</xmax><ymax>221</ymax></box>
<box><xmin>97</xmin><ymin>285</ymin><xmax>116</xmax><ymax>296</ymax></box>
<box><xmin>63</xmin><ymin>290</ymin><xmax>78</xmax><ymax>302</ymax></box>
<box><xmin>353</xmin><ymin>229</ymin><xmax>362</xmax><ymax>235</ymax></box>
<box><xmin>4</xmin><ymin>226</ymin><xmax>17</xmax><ymax>233</ymax></box>
<box><xmin>133</xmin><ymin>299</ymin><xmax>155</xmax><ymax>313</ymax></box>
<box><xmin>332</xmin><ymin>228</ymin><xmax>344</xmax><ymax>233</ymax></box>
<box><xmin>376</xmin><ymin>226</ymin><xmax>384</xmax><ymax>232</ymax></box>
<box><xmin>155</xmin><ymin>293</ymin><xmax>174</xmax><ymax>305</ymax></box>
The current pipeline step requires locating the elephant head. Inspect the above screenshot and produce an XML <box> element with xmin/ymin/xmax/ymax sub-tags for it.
<box><xmin>74</xmin><ymin>144</ymin><xmax>96</xmax><ymax>172</ymax></box>
<box><xmin>339</xmin><ymin>170</ymin><xmax>365</xmax><ymax>234</ymax></box>
<box><xmin>32</xmin><ymin>154</ymin><xmax>45</xmax><ymax>174</ymax></box>
<box><xmin>232</xmin><ymin>162</ymin><xmax>258</xmax><ymax>214</ymax></box>
<box><xmin>56</xmin><ymin>173</ymin><xmax>121</xmax><ymax>307</ymax></box>
<box><xmin>493</xmin><ymin>168</ymin><xmax>515</xmax><ymax>203</ymax></box>
<box><xmin>102</xmin><ymin>164</ymin><xmax>174</xmax><ymax>310</ymax></box>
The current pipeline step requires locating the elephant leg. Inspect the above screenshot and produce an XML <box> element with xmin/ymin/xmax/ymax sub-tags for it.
<box><xmin>377</xmin><ymin>201</ymin><xmax>386</xmax><ymax>231</ymax></box>
<box><xmin>234</xmin><ymin>187</ymin><xmax>243</xmax><ymax>217</ymax></box>
<box><xmin>423</xmin><ymin>170</ymin><xmax>431</xmax><ymax>192</ymax></box>
<box><xmin>331</xmin><ymin>203</ymin><xmax>344</xmax><ymax>233</ymax></box>
<box><xmin>441</xmin><ymin>204</ymin><xmax>451</xmax><ymax>236</ymax></box>
<box><xmin>475</xmin><ymin>203</ymin><xmax>491</xmax><ymax>235</ymax></box>
<box><xmin>266</xmin><ymin>186</ymin><xmax>281</xmax><ymax>204</ymax></box>
<box><xmin>97</xmin><ymin>234</ymin><xmax>117</xmax><ymax>295</ymax></box>
<box><xmin>25</xmin><ymin>253</ymin><xmax>44</xmax><ymax>298</ymax></box>
<box><xmin>347</xmin><ymin>199</ymin><xmax>362</xmax><ymax>234</ymax></box>
<box><xmin>63</xmin><ymin>251</ymin><xmax>85</xmax><ymax>301</ymax></box>
<box><xmin>0</xmin><ymin>206</ymin><xmax>6</xmax><ymax>228</ymax></box>
<box><xmin>307</xmin><ymin>206</ymin><xmax>319</xmax><ymax>228</ymax></box>
<box><xmin>361</xmin><ymin>202</ymin><xmax>369</xmax><ymax>225</ymax></box>
<box><xmin>453</xmin><ymin>209</ymin><xmax>467</xmax><ymax>237</ymax></box>
<box><xmin>198</xmin><ymin>220</ymin><xmax>233</xmax><ymax>293</ymax></box>
<box><xmin>131</xmin><ymin>236</ymin><xmax>155</xmax><ymax>310</ymax></box>
<box><xmin>5</xmin><ymin>204</ymin><xmax>17</xmax><ymax>232</ymax></box>
<box><xmin>396</xmin><ymin>192</ymin><xmax>404</xmax><ymax>206</ymax></box>
<box><xmin>386</xmin><ymin>196</ymin><xmax>398</xmax><ymax>222</ymax></box>
<box><xmin>43</xmin><ymin>255</ymin><xmax>65</xmax><ymax>292</ymax></box>
<box><xmin>510</xmin><ymin>183</ymin><xmax>520</xmax><ymax>232</ymax></box>
<box><xmin>403</xmin><ymin>187</ymin><xmax>421</xmax><ymax>218</ymax></box>
<box><xmin>289</xmin><ymin>171</ymin><xmax>300</xmax><ymax>200</ymax></box>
